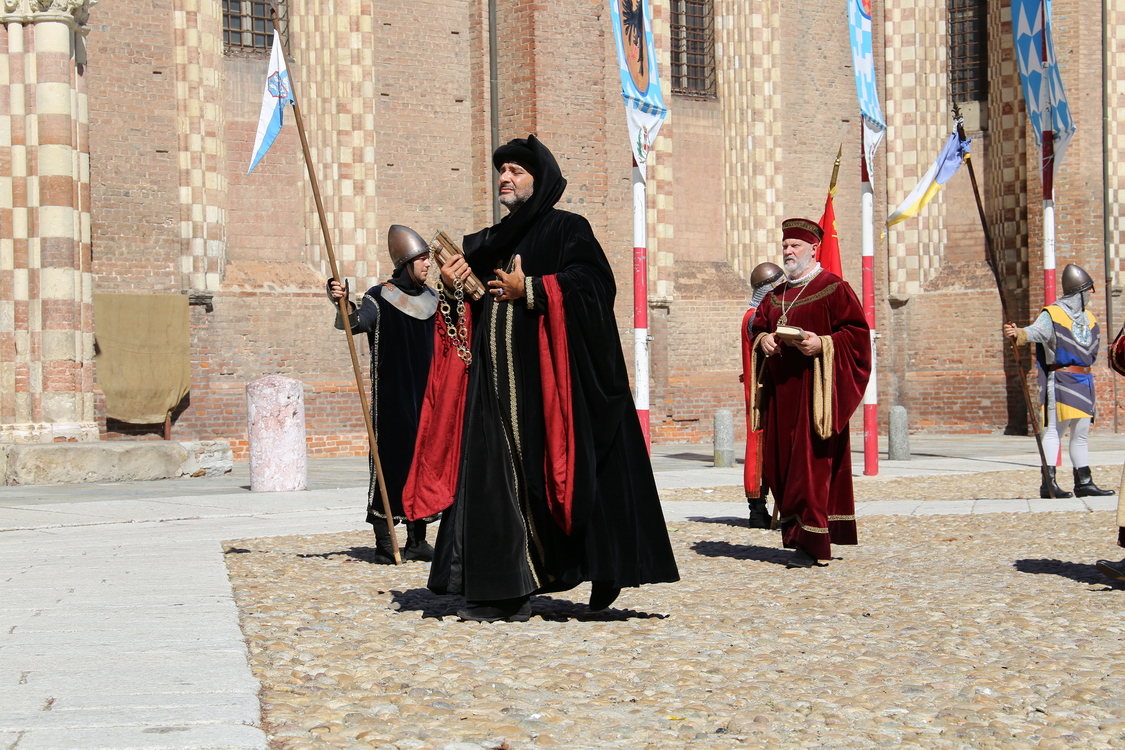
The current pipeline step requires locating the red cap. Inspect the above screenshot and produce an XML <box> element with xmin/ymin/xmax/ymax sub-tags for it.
<box><xmin>782</xmin><ymin>218</ymin><xmax>824</xmax><ymax>245</ymax></box>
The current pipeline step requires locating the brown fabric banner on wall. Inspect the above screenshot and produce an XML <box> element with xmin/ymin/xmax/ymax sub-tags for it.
<box><xmin>94</xmin><ymin>293</ymin><xmax>191</xmax><ymax>424</ymax></box>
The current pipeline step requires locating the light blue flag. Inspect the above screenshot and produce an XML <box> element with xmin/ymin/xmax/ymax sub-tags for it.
<box><xmin>1011</xmin><ymin>0</ymin><xmax>1076</xmax><ymax>175</ymax></box>
<box><xmin>248</xmin><ymin>31</ymin><xmax>294</xmax><ymax>174</ymax></box>
<box><xmin>848</xmin><ymin>0</ymin><xmax>886</xmax><ymax>172</ymax></box>
<box><xmin>609</xmin><ymin>0</ymin><xmax>667</xmax><ymax>165</ymax></box>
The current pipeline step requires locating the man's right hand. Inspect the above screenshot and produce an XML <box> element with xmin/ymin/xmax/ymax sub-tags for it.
<box><xmin>329</xmin><ymin>279</ymin><xmax>348</xmax><ymax>300</ymax></box>
<box><xmin>441</xmin><ymin>256</ymin><xmax>472</xmax><ymax>288</ymax></box>
<box><xmin>759</xmin><ymin>333</ymin><xmax>779</xmax><ymax>357</ymax></box>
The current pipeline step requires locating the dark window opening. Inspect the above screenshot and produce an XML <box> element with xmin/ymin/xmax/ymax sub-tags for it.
<box><xmin>671</xmin><ymin>0</ymin><xmax>716</xmax><ymax>99</ymax></box>
<box><xmin>224</xmin><ymin>0</ymin><xmax>287</xmax><ymax>53</ymax></box>
<box><xmin>949</xmin><ymin>0</ymin><xmax>987</xmax><ymax>102</ymax></box>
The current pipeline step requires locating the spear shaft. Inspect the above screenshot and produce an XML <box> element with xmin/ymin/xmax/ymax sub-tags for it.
<box><xmin>952</xmin><ymin>101</ymin><xmax>1055</xmax><ymax>497</ymax></box>
<box><xmin>270</xmin><ymin>6</ymin><xmax>402</xmax><ymax>558</ymax></box>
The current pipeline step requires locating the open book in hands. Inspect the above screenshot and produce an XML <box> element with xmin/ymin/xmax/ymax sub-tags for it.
<box><xmin>775</xmin><ymin>325</ymin><xmax>808</xmax><ymax>341</ymax></box>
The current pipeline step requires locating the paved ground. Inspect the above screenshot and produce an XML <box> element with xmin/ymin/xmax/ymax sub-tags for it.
<box><xmin>2</xmin><ymin>435</ymin><xmax>1125</xmax><ymax>749</ymax></box>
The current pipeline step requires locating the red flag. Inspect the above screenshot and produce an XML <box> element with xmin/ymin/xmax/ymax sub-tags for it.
<box><xmin>818</xmin><ymin>191</ymin><xmax>842</xmax><ymax>278</ymax></box>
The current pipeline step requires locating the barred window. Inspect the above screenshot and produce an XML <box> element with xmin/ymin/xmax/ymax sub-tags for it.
<box><xmin>670</xmin><ymin>0</ymin><xmax>716</xmax><ymax>99</ymax></box>
<box><xmin>949</xmin><ymin>0</ymin><xmax>987</xmax><ymax>102</ymax></box>
<box><xmin>223</xmin><ymin>0</ymin><xmax>287</xmax><ymax>53</ymax></box>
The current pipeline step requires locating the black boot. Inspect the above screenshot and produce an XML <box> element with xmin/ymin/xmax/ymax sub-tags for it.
<box><xmin>404</xmin><ymin>520</ymin><xmax>435</xmax><ymax>562</ymax></box>
<box><xmin>1039</xmin><ymin>467</ymin><xmax>1073</xmax><ymax>499</ymax></box>
<box><xmin>1074</xmin><ymin>467</ymin><xmax>1115</xmax><ymax>497</ymax></box>
<box><xmin>370</xmin><ymin>520</ymin><xmax>397</xmax><ymax>565</ymax></box>
<box><xmin>747</xmin><ymin>496</ymin><xmax>771</xmax><ymax>529</ymax></box>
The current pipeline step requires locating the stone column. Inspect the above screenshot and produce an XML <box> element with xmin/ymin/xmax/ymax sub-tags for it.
<box><xmin>0</xmin><ymin>0</ymin><xmax>97</xmax><ymax>444</ymax></box>
<box><xmin>246</xmin><ymin>375</ymin><xmax>307</xmax><ymax>492</ymax></box>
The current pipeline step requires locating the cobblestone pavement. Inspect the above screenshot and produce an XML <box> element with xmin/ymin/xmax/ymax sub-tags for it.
<box><xmin>226</xmin><ymin>501</ymin><xmax>1125</xmax><ymax>749</ymax></box>
<box><xmin>660</xmin><ymin>465</ymin><xmax>1124</xmax><ymax>505</ymax></box>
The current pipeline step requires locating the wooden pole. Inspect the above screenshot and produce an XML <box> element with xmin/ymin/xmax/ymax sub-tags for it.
<box><xmin>952</xmin><ymin>101</ymin><xmax>1055</xmax><ymax>498</ymax></box>
<box><xmin>269</xmin><ymin>6</ymin><xmax>401</xmax><ymax>560</ymax></box>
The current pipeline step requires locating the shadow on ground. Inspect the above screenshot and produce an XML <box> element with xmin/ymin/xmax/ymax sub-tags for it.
<box><xmin>388</xmin><ymin>588</ymin><xmax>667</xmax><ymax>622</ymax></box>
<box><xmin>691</xmin><ymin>539</ymin><xmax>789</xmax><ymax>566</ymax></box>
<box><xmin>1014</xmin><ymin>558</ymin><xmax>1125</xmax><ymax>589</ymax></box>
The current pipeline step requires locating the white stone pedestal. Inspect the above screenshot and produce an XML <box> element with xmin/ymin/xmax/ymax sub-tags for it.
<box><xmin>246</xmin><ymin>376</ymin><xmax>307</xmax><ymax>492</ymax></box>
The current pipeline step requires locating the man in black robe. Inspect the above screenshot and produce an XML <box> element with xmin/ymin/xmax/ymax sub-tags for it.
<box><xmin>427</xmin><ymin>135</ymin><xmax>679</xmax><ymax>622</ymax></box>
<box><xmin>329</xmin><ymin>225</ymin><xmax>437</xmax><ymax>563</ymax></box>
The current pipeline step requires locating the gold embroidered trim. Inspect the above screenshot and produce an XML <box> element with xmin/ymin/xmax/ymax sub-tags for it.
<box><xmin>828</xmin><ymin>514</ymin><xmax>856</xmax><ymax>521</ymax></box>
<box><xmin>525</xmin><ymin>276</ymin><xmax>535</xmax><ymax>309</ymax></box>
<box><xmin>778</xmin><ymin>514</ymin><xmax>829</xmax><ymax>534</ymax></box>
<box><xmin>812</xmin><ymin>334</ymin><xmax>834</xmax><ymax>440</ymax></box>
<box><xmin>779</xmin><ymin>282</ymin><xmax>839</xmax><ymax>311</ymax></box>
<box><xmin>749</xmin><ymin>332</ymin><xmax>771</xmax><ymax>431</ymax></box>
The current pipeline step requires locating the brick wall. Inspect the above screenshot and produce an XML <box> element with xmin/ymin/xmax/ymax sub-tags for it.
<box><xmin>68</xmin><ymin>0</ymin><xmax>1125</xmax><ymax>458</ymax></box>
<box><xmin>86</xmin><ymin>0</ymin><xmax>181</xmax><ymax>292</ymax></box>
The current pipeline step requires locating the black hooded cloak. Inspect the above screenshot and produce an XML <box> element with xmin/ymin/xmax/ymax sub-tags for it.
<box><xmin>427</xmin><ymin>136</ymin><xmax>679</xmax><ymax>601</ymax></box>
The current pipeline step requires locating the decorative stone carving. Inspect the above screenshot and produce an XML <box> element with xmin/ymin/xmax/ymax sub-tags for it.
<box><xmin>0</xmin><ymin>0</ymin><xmax>95</xmax><ymax>30</ymax></box>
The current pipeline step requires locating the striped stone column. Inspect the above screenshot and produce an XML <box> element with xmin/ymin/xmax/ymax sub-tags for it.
<box><xmin>0</xmin><ymin>0</ymin><xmax>97</xmax><ymax>444</ymax></box>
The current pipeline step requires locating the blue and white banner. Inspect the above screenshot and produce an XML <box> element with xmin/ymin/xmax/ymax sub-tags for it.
<box><xmin>847</xmin><ymin>0</ymin><xmax>886</xmax><ymax>172</ymax></box>
<box><xmin>609</xmin><ymin>0</ymin><xmax>667</xmax><ymax>165</ymax></box>
<box><xmin>248</xmin><ymin>31</ymin><xmax>294</xmax><ymax>174</ymax></box>
<box><xmin>1012</xmin><ymin>0</ymin><xmax>1076</xmax><ymax>176</ymax></box>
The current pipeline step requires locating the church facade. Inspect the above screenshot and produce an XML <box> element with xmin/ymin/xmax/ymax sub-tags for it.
<box><xmin>1</xmin><ymin>0</ymin><xmax>1122</xmax><ymax>457</ymax></box>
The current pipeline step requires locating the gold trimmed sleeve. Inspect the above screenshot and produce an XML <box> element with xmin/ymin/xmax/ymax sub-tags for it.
<box><xmin>811</xmin><ymin>335</ymin><xmax>835</xmax><ymax>440</ymax></box>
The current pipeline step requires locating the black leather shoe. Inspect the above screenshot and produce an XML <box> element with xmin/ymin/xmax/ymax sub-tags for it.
<box><xmin>786</xmin><ymin>549</ymin><xmax>827</xmax><ymax>569</ymax></box>
<box><xmin>457</xmin><ymin>597</ymin><xmax>532</xmax><ymax>623</ymax></box>
<box><xmin>1074</xmin><ymin>467</ymin><xmax>1115</xmax><ymax>497</ymax></box>
<box><xmin>747</xmin><ymin>497</ymin><xmax>771</xmax><ymax>529</ymax></box>
<box><xmin>1096</xmin><ymin>559</ymin><xmax>1125</xmax><ymax>581</ymax></box>
<box><xmin>403</xmin><ymin>540</ymin><xmax>434</xmax><ymax>562</ymax></box>
<box><xmin>371</xmin><ymin>521</ymin><xmax>397</xmax><ymax>564</ymax></box>
<box><xmin>403</xmin><ymin>520</ymin><xmax>434</xmax><ymax>562</ymax></box>
<box><xmin>1040</xmin><ymin>466</ymin><xmax>1073</xmax><ymax>499</ymax></box>
<box><xmin>589</xmin><ymin>581</ymin><xmax>622</xmax><ymax>611</ymax></box>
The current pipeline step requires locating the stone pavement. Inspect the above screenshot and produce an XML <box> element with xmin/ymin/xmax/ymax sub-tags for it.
<box><xmin>2</xmin><ymin>434</ymin><xmax>1124</xmax><ymax>749</ymax></box>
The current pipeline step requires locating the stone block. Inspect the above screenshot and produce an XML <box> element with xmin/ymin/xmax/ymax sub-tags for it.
<box><xmin>178</xmin><ymin>440</ymin><xmax>233</xmax><ymax>477</ymax></box>
<box><xmin>4</xmin><ymin>443</ymin><xmax>187</xmax><ymax>486</ymax></box>
<box><xmin>713</xmin><ymin>409</ymin><xmax>734</xmax><ymax>468</ymax></box>
<box><xmin>888</xmin><ymin>405</ymin><xmax>910</xmax><ymax>461</ymax></box>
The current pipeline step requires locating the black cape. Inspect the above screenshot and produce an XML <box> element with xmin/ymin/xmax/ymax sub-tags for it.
<box><xmin>428</xmin><ymin>136</ymin><xmax>679</xmax><ymax>601</ymax></box>
<box><xmin>340</xmin><ymin>278</ymin><xmax>436</xmax><ymax>523</ymax></box>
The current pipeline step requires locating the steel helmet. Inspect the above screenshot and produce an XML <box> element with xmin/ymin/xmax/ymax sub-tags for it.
<box><xmin>387</xmin><ymin>225</ymin><xmax>430</xmax><ymax>270</ymax></box>
<box><xmin>751</xmin><ymin>262</ymin><xmax>785</xmax><ymax>292</ymax></box>
<box><xmin>1061</xmin><ymin>264</ymin><xmax>1094</xmax><ymax>297</ymax></box>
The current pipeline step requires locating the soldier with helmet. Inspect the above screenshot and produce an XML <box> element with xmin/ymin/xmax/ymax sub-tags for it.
<box><xmin>328</xmin><ymin>225</ymin><xmax>438</xmax><ymax>563</ymax></box>
<box><xmin>1004</xmin><ymin>264</ymin><xmax>1115</xmax><ymax>499</ymax></box>
<box><xmin>740</xmin><ymin>262</ymin><xmax>785</xmax><ymax>528</ymax></box>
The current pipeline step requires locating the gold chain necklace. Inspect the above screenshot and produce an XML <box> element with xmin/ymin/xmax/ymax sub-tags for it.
<box><xmin>778</xmin><ymin>266</ymin><xmax>820</xmax><ymax>326</ymax></box>
<box><xmin>431</xmin><ymin>250</ymin><xmax>473</xmax><ymax>365</ymax></box>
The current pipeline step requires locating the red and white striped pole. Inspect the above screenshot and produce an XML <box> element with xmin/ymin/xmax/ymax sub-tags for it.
<box><xmin>632</xmin><ymin>155</ymin><xmax>651</xmax><ymax>448</ymax></box>
<box><xmin>861</xmin><ymin>145</ymin><xmax>879</xmax><ymax>476</ymax></box>
<box><xmin>1041</xmin><ymin>18</ymin><xmax>1056</xmax><ymax>306</ymax></box>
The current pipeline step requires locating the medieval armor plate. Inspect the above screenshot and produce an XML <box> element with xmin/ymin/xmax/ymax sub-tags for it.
<box><xmin>380</xmin><ymin>283</ymin><xmax>438</xmax><ymax>320</ymax></box>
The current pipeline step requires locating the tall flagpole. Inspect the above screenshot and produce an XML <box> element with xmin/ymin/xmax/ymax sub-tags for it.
<box><xmin>952</xmin><ymin>102</ymin><xmax>1055</xmax><ymax>497</ymax></box>
<box><xmin>1040</xmin><ymin>5</ymin><xmax>1056</xmax><ymax>305</ymax></box>
<box><xmin>860</xmin><ymin>127</ymin><xmax>879</xmax><ymax>477</ymax></box>
<box><xmin>269</xmin><ymin>6</ymin><xmax>401</xmax><ymax>561</ymax></box>
<box><xmin>633</xmin><ymin>155</ymin><xmax>650</xmax><ymax>447</ymax></box>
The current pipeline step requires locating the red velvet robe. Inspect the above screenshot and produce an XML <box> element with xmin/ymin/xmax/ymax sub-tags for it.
<box><xmin>751</xmin><ymin>269</ymin><xmax>870</xmax><ymax>560</ymax></box>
